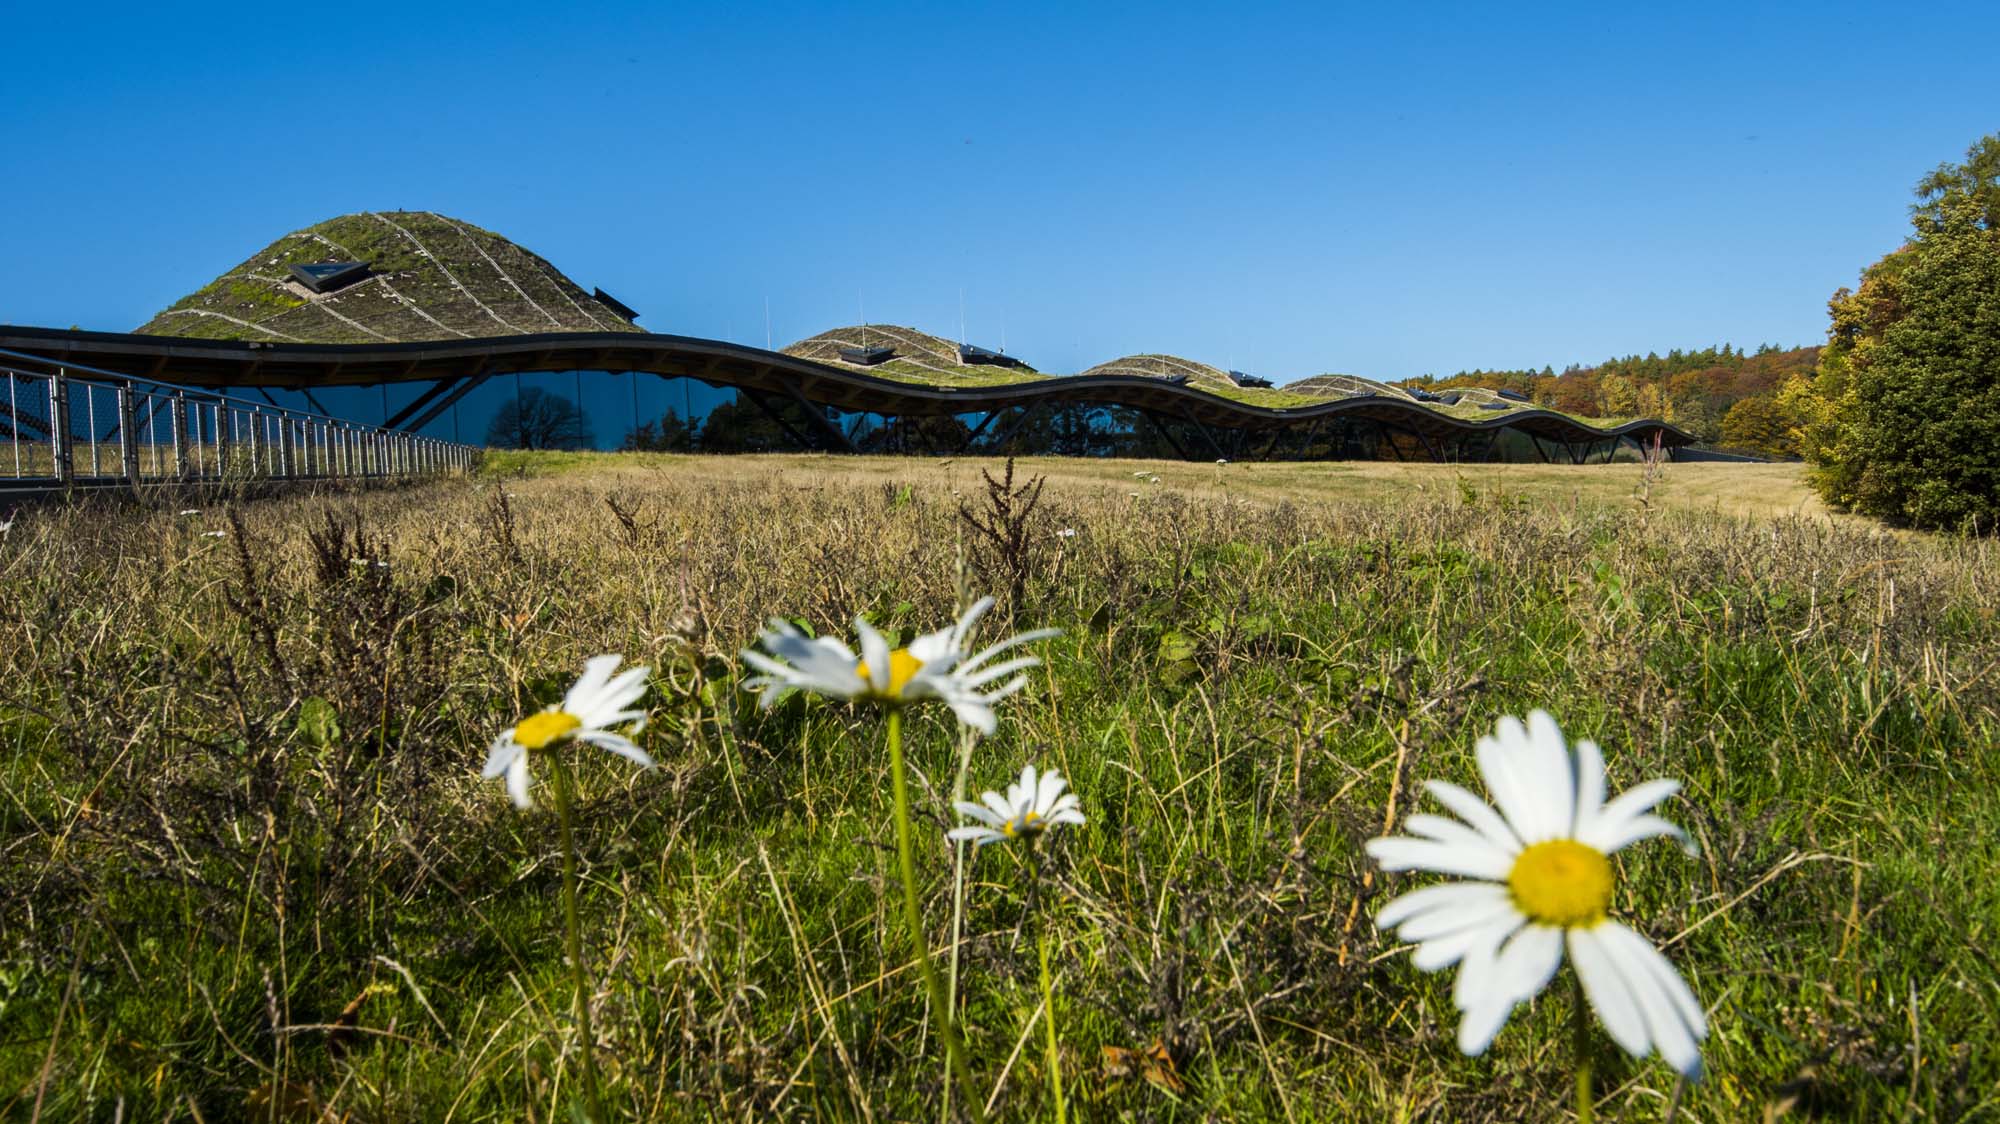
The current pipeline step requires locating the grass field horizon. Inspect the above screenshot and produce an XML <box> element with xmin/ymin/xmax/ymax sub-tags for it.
<box><xmin>5</xmin><ymin>453</ymin><xmax>1995</xmax><ymax>1121</ymax></box>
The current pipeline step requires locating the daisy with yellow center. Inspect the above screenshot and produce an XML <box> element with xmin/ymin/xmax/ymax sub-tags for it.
<box><xmin>483</xmin><ymin>654</ymin><xmax>653</xmax><ymax>809</ymax></box>
<box><xmin>741</xmin><ymin>600</ymin><xmax>1059</xmax><ymax>1124</ymax></box>
<box><xmin>1366</xmin><ymin>710</ymin><xmax>1706</xmax><ymax>1080</ymax></box>
<box><xmin>947</xmin><ymin>764</ymin><xmax>1086</xmax><ymax>847</ymax></box>
<box><xmin>740</xmin><ymin>596</ymin><xmax>1058</xmax><ymax>733</ymax></box>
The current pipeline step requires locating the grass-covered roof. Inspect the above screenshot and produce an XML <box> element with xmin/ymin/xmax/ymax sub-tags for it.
<box><xmin>135</xmin><ymin>211</ymin><xmax>641</xmax><ymax>343</ymax></box>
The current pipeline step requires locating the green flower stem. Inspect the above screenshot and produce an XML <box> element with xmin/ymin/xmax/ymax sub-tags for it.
<box><xmin>1572</xmin><ymin>972</ymin><xmax>1593</xmax><ymax>1124</ymax></box>
<box><xmin>886</xmin><ymin>708</ymin><xmax>987</xmax><ymax>1124</ymax></box>
<box><xmin>942</xmin><ymin>726</ymin><xmax>977</xmax><ymax>1124</ymax></box>
<box><xmin>1037</xmin><ymin>913</ymin><xmax>1066</xmax><ymax>1124</ymax></box>
<box><xmin>552</xmin><ymin>759</ymin><xmax>607</xmax><ymax>1123</ymax></box>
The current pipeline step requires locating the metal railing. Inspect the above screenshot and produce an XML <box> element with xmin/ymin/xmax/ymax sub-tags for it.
<box><xmin>1</xmin><ymin>348</ymin><xmax>478</xmax><ymax>491</ymax></box>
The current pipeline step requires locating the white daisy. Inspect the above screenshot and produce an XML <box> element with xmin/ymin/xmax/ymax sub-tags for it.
<box><xmin>740</xmin><ymin>597</ymin><xmax>1057</xmax><ymax>735</ymax></box>
<box><xmin>1366</xmin><ymin>710</ymin><xmax>1706</xmax><ymax>1077</ymax></box>
<box><xmin>484</xmin><ymin>654</ymin><xmax>653</xmax><ymax>809</ymax></box>
<box><xmin>947</xmin><ymin>764</ymin><xmax>1086</xmax><ymax>847</ymax></box>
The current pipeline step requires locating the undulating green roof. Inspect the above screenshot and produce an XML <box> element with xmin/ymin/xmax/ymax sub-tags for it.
<box><xmin>136</xmin><ymin>211</ymin><xmax>641</xmax><ymax>343</ymax></box>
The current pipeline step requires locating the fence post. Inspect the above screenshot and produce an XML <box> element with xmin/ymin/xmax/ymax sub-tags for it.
<box><xmin>216</xmin><ymin>404</ymin><xmax>234</xmax><ymax>479</ymax></box>
<box><xmin>278</xmin><ymin>416</ymin><xmax>295</xmax><ymax>478</ymax></box>
<box><xmin>118</xmin><ymin>382</ymin><xmax>140</xmax><ymax>484</ymax></box>
<box><xmin>170</xmin><ymin>390</ymin><xmax>191</xmax><ymax>479</ymax></box>
<box><xmin>48</xmin><ymin>370</ymin><xmax>73</xmax><ymax>485</ymax></box>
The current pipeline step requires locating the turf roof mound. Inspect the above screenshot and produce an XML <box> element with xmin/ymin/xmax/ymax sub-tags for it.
<box><xmin>1080</xmin><ymin>354</ymin><xmax>1240</xmax><ymax>392</ymax></box>
<box><xmin>782</xmin><ymin>324</ymin><xmax>1047</xmax><ymax>387</ymax></box>
<box><xmin>1281</xmin><ymin>373</ymin><xmax>1419</xmax><ymax>401</ymax></box>
<box><xmin>135</xmin><ymin>211</ymin><xmax>641</xmax><ymax>344</ymax></box>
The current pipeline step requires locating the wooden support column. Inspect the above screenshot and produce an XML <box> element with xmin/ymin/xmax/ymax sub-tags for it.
<box><xmin>739</xmin><ymin>387</ymin><xmax>819</xmax><ymax>451</ymax></box>
<box><xmin>776</xmin><ymin>378</ymin><xmax>858</xmax><ymax>453</ymax></box>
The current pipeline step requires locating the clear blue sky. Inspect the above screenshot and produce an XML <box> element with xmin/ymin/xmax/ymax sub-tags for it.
<box><xmin>2</xmin><ymin>1</ymin><xmax>1993</xmax><ymax>382</ymax></box>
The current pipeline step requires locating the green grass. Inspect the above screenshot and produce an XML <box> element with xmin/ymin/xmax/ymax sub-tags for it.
<box><xmin>3</xmin><ymin>455</ymin><xmax>1996</xmax><ymax>1121</ymax></box>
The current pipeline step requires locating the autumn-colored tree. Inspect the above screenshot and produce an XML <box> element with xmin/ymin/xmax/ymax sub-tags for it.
<box><xmin>1718</xmin><ymin>395</ymin><xmax>1798</xmax><ymax>458</ymax></box>
<box><xmin>1795</xmin><ymin>132</ymin><xmax>2000</xmax><ymax>529</ymax></box>
<box><xmin>1598</xmin><ymin>373</ymin><xmax>1638</xmax><ymax>416</ymax></box>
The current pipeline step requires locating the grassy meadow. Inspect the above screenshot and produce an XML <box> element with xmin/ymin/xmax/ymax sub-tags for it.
<box><xmin>3</xmin><ymin>453</ymin><xmax>1997</xmax><ymax>1121</ymax></box>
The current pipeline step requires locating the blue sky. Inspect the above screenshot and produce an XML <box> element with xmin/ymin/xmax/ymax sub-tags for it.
<box><xmin>1</xmin><ymin>1</ymin><xmax>1993</xmax><ymax>383</ymax></box>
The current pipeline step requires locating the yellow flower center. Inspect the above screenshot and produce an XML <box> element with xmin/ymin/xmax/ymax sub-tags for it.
<box><xmin>513</xmin><ymin>710</ymin><xmax>581</xmax><ymax>751</ymax></box>
<box><xmin>1507</xmin><ymin>840</ymin><xmax>1614</xmax><ymax>927</ymax></box>
<box><xmin>1002</xmin><ymin>810</ymin><xmax>1042</xmax><ymax>838</ymax></box>
<box><xmin>856</xmin><ymin>648</ymin><xmax>925</xmax><ymax>698</ymax></box>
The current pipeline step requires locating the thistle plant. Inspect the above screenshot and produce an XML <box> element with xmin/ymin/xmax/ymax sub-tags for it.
<box><xmin>743</xmin><ymin>597</ymin><xmax>1057</xmax><ymax>1122</ymax></box>
<box><xmin>1366</xmin><ymin>710</ymin><xmax>1706</xmax><ymax>1121</ymax></box>
<box><xmin>948</xmin><ymin>764</ymin><xmax>1086</xmax><ymax>1123</ymax></box>
<box><xmin>485</xmin><ymin>655</ymin><xmax>653</xmax><ymax>1123</ymax></box>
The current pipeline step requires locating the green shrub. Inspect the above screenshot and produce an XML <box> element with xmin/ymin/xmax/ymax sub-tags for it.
<box><xmin>1798</xmin><ymin>135</ymin><xmax>2000</xmax><ymax>530</ymax></box>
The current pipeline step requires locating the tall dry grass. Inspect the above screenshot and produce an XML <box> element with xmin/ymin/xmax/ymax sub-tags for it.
<box><xmin>2</xmin><ymin>454</ymin><xmax>1996</xmax><ymax>1121</ymax></box>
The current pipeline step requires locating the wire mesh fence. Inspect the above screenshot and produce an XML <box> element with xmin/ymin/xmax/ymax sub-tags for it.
<box><xmin>1</xmin><ymin>350</ymin><xmax>477</xmax><ymax>490</ymax></box>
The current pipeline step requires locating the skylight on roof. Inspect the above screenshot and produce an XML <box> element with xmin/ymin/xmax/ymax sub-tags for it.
<box><xmin>289</xmin><ymin>261</ymin><xmax>369</xmax><ymax>294</ymax></box>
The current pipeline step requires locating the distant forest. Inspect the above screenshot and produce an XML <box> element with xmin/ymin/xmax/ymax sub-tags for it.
<box><xmin>1409</xmin><ymin>343</ymin><xmax>1818</xmax><ymax>456</ymax></box>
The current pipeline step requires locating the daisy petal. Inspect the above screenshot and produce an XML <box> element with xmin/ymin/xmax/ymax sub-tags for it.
<box><xmin>1411</xmin><ymin>911</ymin><xmax>1525</xmax><ymax>974</ymax></box>
<box><xmin>1477</xmin><ymin>720</ymin><xmax>1548</xmax><ymax>844</ymax></box>
<box><xmin>565</xmin><ymin>655</ymin><xmax>622</xmax><ymax>710</ymax></box>
<box><xmin>1572</xmin><ymin>737</ymin><xmax>1607</xmax><ymax>835</ymax></box>
<box><xmin>1398</xmin><ymin>892</ymin><xmax>1522</xmax><ymax>943</ymax></box>
<box><xmin>1524</xmin><ymin>711</ymin><xmax>1575</xmax><ymax>842</ymax></box>
<box><xmin>505</xmin><ymin>753</ymin><xmax>534</xmax><ymax>810</ymax></box>
<box><xmin>1405</xmin><ymin>814</ymin><xmax>1517</xmax><ymax>871</ymax></box>
<box><xmin>1581</xmin><ymin>779</ymin><xmax>1683</xmax><ymax>851</ymax></box>
<box><xmin>1491</xmin><ymin>923</ymin><xmax>1565</xmax><ymax>1004</ymax></box>
<box><xmin>1423</xmin><ymin>780</ymin><xmax>1523</xmax><ymax>856</ymax></box>
<box><xmin>577</xmin><ymin>730</ymin><xmax>656</xmax><ymax>771</ymax></box>
<box><xmin>1376</xmin><ymin>881</ymin><xmax>1510</xmax><ymax>930</ymax></box>
<box><xmin>1594</xmin><ymin>813</ymin><xmax>1692</xmax><ymax>856</ymax></box>
<box><xmin>1599</xmin><ymin>923</ymin><xmax>1705</xmax><ymax>1077</ymax></box>
<box><xmin>1457</xmin><ymin>997</ymin><xmax>1518</xmax><ymax>1056</ymax></box>
<box><xmin>958</xmin><ymin>628</ymin><xmax>1062</xmax><ymax>675</ymax></box>
<box><xmin>981</xmin><ymin>789</ymin><xmax>1017</xmax><ymax>823</ymax></box>
<box><xmin>953</xmin><ymin>800</ymin><xmax>1006</xmax><ymax>827</ymax></box>
<box><xmin>947</xmin><ymin>698</ymin><xmax>998</xmax><ymax>735</ymax></box>
<box><xmin>855</xmin><ymin>618</ymin><xmax>892</xmax><ymax>693</ymax></box>
<box><xmin>484</xmin><ymin>736</ymin><xmax>523</xmax><ymax>780</ymax></box>
<box><xmin>1036</xmin><ymin>768</ymin><xmax>1067</xmax><ymax>813</ymax></box>
<box><xmin>956</xmin><ymin>655</ymin><xmax>1044</xmax><ymax>691</ymax></box>
<box><xmin>1569</xmin><ymin>926</ymin><xmax>1650</xmax><ymax>1060</ymax></box>
<box><xmin>1365</xmin><ymin>837</ymin><xmax>1513</xmax><ymax>881</ymax></box>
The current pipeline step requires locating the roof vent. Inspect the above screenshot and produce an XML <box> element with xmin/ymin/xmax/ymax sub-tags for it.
<box><xmin>592</xmin><ymin>287</ymin><xmax>640</xmax><ymax>323</ymax></box>
<box><xmin>289</xmin><ymin>261</ymin><xmax>369</xmax><ymax>294</ymax></box>
<box><xmin>959</xmin><ymin>342</ymin><xmax>1027</xmax><ymax>369</ymax></box>
<box><xmin>1229</xmin><ymin>370</ymin><xmax>1275</xmax><ymax>388</ymax></box>
<box><xmin>839</xmin><ymin>345</ymin><xmax>895</xmax><ymax>365</ymax></box>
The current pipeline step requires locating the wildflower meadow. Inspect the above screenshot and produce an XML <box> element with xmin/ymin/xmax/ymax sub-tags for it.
<box><xmin>3</xmin><ymin>454</ymin><xmax>1996</xmax><ymax>1121</ymax></box>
